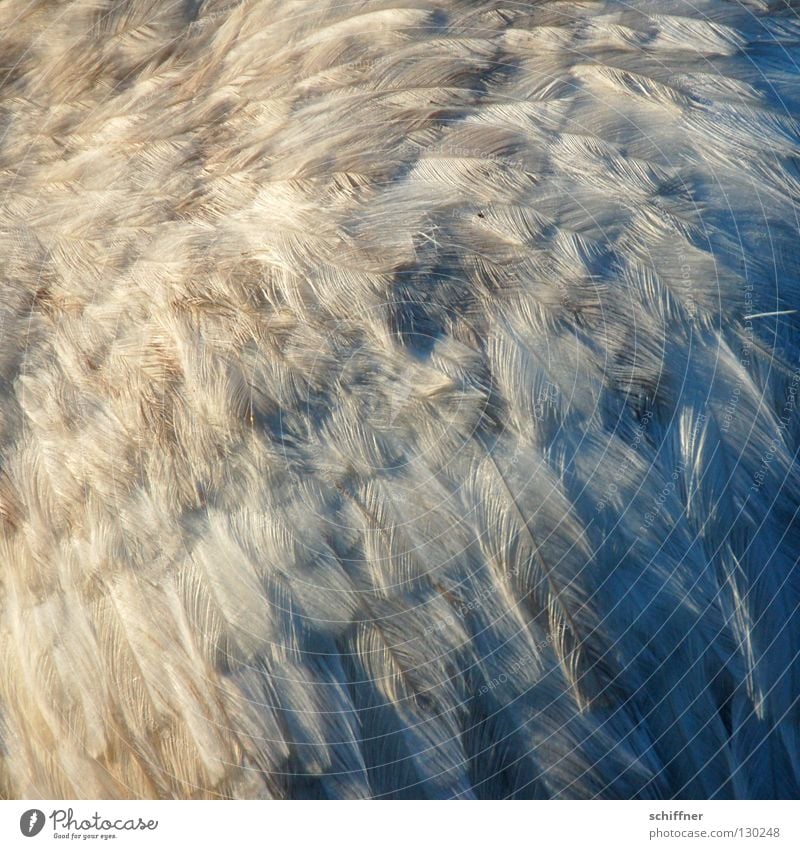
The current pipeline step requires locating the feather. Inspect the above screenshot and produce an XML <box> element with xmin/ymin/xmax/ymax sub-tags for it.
<box><xmin>1</xmin><ymin>0</ymin><xmax>799</xmax><ymax>800</ymax></box>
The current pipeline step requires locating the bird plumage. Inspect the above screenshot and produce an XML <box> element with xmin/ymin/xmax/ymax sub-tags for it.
<box><xmin>0</xmin><ymin>0</ymin><xmax>799</xmax><ymax>798</ymax></box>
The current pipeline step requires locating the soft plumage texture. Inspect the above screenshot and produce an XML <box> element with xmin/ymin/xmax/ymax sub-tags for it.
<box><xmin>0</xmin><ymin>0</ymin><xmax>799</xmax><ymax>799</ymax></box>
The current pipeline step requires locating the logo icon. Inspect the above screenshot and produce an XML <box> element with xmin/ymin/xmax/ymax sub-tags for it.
<box><xmin>19</xmin><ymin>810</ymin><xmax>45</xmax><ymax>837</ymax></box>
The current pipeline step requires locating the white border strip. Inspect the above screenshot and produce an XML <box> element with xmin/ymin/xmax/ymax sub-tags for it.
<box><xmin>0</xmin><ymin>800</ymin><xmax>796</xmax><ymax>848</ymax></box>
